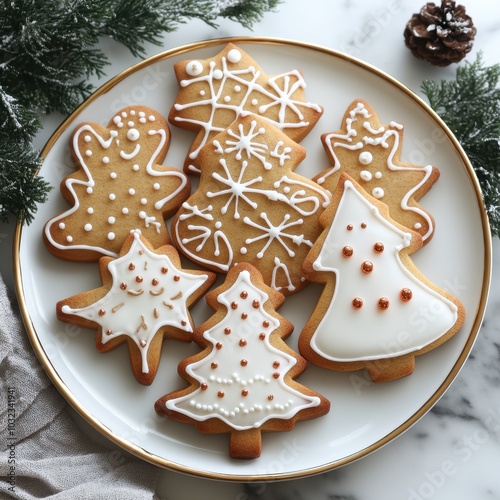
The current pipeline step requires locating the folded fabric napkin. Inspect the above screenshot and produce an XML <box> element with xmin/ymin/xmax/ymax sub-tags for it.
<box><xmin>0</xmin><ymin>273</ymin><xmax>160</xmax><ymax>499</ymax></box>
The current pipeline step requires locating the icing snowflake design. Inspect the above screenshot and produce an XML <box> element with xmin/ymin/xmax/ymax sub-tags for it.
<box><xmin>44</xmin><ymin>106</ymin><xmax>189</xmax><ymax>259</ymax></box>
<box><xmin>60</xmin><ymin>230</ymin><xmax>211</xmax><ymax>377</ymax></box>
<box><xmin>170</xmin><ymin>43</ymin><xmax>323</xmax><ymax>173</ymax></box>
<box><xmin>173</xmin><ymin>115</ymin><xmax>330</xmax><ymax>295</ymax></box>
<box><xmin>315</xmin><ymin>100</ymin><xmax>439</xmax><ymax>243</ymax></box>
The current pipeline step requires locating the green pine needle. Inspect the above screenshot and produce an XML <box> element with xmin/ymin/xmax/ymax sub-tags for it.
<box><xmin>421</xmin><ymin>53</ymin><xmax>500</xmax><ymax>237</ymax></box>
<box><xmin>0</xmin><ymin>0</ymin><xmax>280</xmax><ymax>225</ymax></box>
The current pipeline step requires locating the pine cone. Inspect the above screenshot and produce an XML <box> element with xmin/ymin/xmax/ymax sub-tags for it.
<box><xmin>404</xmin><ymin>1</ymin><xmax>476</xmax><ymax>66</ymax></box>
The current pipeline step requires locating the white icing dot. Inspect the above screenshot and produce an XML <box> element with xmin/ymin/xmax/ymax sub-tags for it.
<box><xmin>213</xmin><ymin>69</ymin><xmax>223</xmax><ymax>80</ymax></box>
<box><xmin>414</xmin><ymin>222</ymin><xmax>422</xmax><ymax>229</ymax></box>
<box><xmin>127</xmin><ymin>128</ymin><xmax>140</xmax><ymax>141</ymax></box>
<box><xmin>227</xmin><ymin>48</ymin><xmax>242</xmax><ymax>63</ymax></box>
<box><xmin>133</xmin><ymin>164</ymin><xmax>139</xmax><ymax>171</ymax></box>
<box><xmin>66</xmin><ymin>235</ymin><xmax>73</xmax><ymax>242</ymax></box>
<box><xmin>117</xmin><ymin>122</ymin><xmax>124</xmax><ymax>128</ymax></box>
<box><xmin>359</xmin><ymin>151</ymin><xmax>373</xmax><ymax>165</ymax></box>
<box><xmin>153</xmin><ymin>183</ymin><xmax>160</xmax><ymax>190</ymax></box>
<box><xmin>85</xmin><ymin>150</ymin><xmax>92</xmax><ymax>157</ymax></box>
<box><xmin>148</xmin><ymin>115</ymin><xmax>156</xmax><ymax>122</ymax></box>
<box><xmin>87</xmin><ymin>207</ymin><xmax>94</xmax><ymax>214</ymax></box>
<box><xmin>121</xmin><ymin>112</ymin><xmax>127</xmax><ymax>118</ymax></box>
<box><xmin>360</xmin><ymin>170</ymin><xmax>372</xmax><ymax>181</ymax></box>
<box><xmin>122</xmin><ymin>207</ymin><xmax>129</xmax><ymax>214</ymax></box>
<box><xmin>199</xmin><ymin>90</ymin><xmax>206</xmax><ymax>96</ymax></box>
<box><xmin>375</xmin><ymin>171</ymin><xmax>383</xmax><ymax>179</ymax></box>
<box><xmin>251</xmin><ymin>99</ymin><xmax>258</xmax><ymax>106</ymax></box>
<box><xmin>110</xmin><ymin>172</ymin><xmax>117</xmax><ymax>179</ymax></box>
<box><xmin>234</xmin><ymin>85</ymin><xmax>241</xmax><ymax>92</ymax></box>
<box><xmin>139</xmin><ymin>211</ymin><xmax>146</xmax><ymax>219</ymax></box>
<box><xmin>283</xmin><ymin>187</ymin><xmax>291</xmax><ymax>193</ymax></box>
<box><xmin>58</xmin><ymin>222</ymin><xmax>65</xmax><ymax>230</ymax></box>
<box><xmin>372</xmin><ymin>187</ymin><xmax>384</xmax><ymax>199</ymax></box>
<box><xmin>140</xmin><ymin>198</ymin><xmax>147</xmax><ymax>205</ymax></box>
<box><xmin>139</xmin><ymin>117</ymin><xmax>146</xmax><ymax>123</ymax></box>
<box><xmin>130</xmin><ymin>110</ymin><xmax>136</xmax><ymax>116</ymax></box>
<box><xmin>215</xmin><ymin>221</ymin><xmax>222</xmax><ymax>229</ymax></box>
<box><xmin>102</xmin><ymin>157</ymin><xmax>110</xmax><ymax>164</ymax></box>
<box><xmin>84</xmin><ymin>135</ymin><xmax>91</xmax><ymax>142</ymax></box>
<box><xmin>107</xmin><ymin>232</ymin><xmax>115</xmax><ymax>240</ymax></box>
<box><xmin>113</xmin><ymin>116</ymin><xmax>121</xmax><ymax>125</ymax></box>
<box><xmin>109</xmin><ymin>193</ymin><xmax>116</xmax><ymax>200</ymax></box>
<box><xmin>127</xmin><ymin>121</ymin><xmax>134</xmax><ymax>128</ymax></box>
<box><xmin>86</xmin><ymin>187</ymin><xmax>93</xmax><ymax>194</ymax></box>
<box><xmin>128</xmin><ymin>188</ymin><xmax>135</xmax><ymax>195</ymax></box>
<box><xmin>224</xmin><ymin>95</ymin><xmax>231</xmax><ymax>103</ymax></box>
<box><xmin>186</xmin><ymin>60</ymin><xmax>203</xmax><ymax>76</ymax></box>
<box><xmin>84</xmin><ymin>223</ymin><xmax>92</xmax><ymax>232</ymax></box>
<box><xmin>108</xmin><ymin>216</ymin><xmax>115</xmax><ymax>224</ymax></box>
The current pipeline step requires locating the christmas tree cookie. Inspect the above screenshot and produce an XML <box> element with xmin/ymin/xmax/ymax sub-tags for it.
<box><xmin>155</xmin><ymin>263</ymin><xmax>330</xmax><ymax>459</ymax></box>
<box><xmin>299</xmin><ymin>174</ymin><xmax>465</xmax><ymax>382</ymax></box>
<box><xmin>44</xmin><ymin>105</ymin><xmax>190</xmax><ymax>261</ymax></box>
<box><xmin>169</xmin><ymin>42</ymin><xmax>323</xmax><ymax>174</ymax></box>
<box><xmin>315</xmin><ymin>100</ymin><xmax>440</xmax><ymax>244</ymax></box>
<box><xmin>171</xmin><ymin>114</ymin><xmax>330</xmax><ymax>295</ymax></box>
<box><xmin>56</xmin><ymin>230</ymin><xmax>216</xmax><ymax>385</ymax></box>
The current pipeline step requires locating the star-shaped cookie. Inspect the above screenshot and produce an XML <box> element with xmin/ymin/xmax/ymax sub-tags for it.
<box><xmin>56</xmin><ymin>230</ymin><xmax>216</xmax><ymax>385</ymax></box>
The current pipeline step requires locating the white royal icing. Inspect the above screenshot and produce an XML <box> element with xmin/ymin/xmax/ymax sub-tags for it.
<box><xmin>308</xmin><ymin>180</ymin><xmax>459</xmax><ymax>362</ymax></box>
<box><xmin>173</xmin><ymin>47</ymin><xmax>322</xmax><ymax>173</ymax></box>
<box><xmin>61</xmin><ymin>230</ymin><xmax>210</xmax><ymax>373</ymax></box>
<box><xmin>165</xmin><ymin>269</ymin><xmax>320</xmax><ymax>430</ymax></box>
<box><xmin>318</xmin><ymin>102</ymin><xmax>435</xmax><ymax>241</ymax></box>
<box><xmin>45</xmin><ymin>109</ymin><xmax>188</xmax><ymax>257</ymax></box>
<box><xmin>173</xmin><ymin>118</ymin><xmax>330</xmax><ymax>292</ymax></box>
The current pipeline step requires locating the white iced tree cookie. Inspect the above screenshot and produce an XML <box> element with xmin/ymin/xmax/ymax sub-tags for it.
<box><xmin>44</xmin><ymin>105</ymin><xmax>190</xmax><ymax>261</ymax></box>
<box><xmin>155</xmin><ymin>263</ymin><xmax>330</xmax><ymax>458</ymax></box>
<box><xmin>56</xmin><ymin>230</ymin><xmax>216</xmax><ymax>385</ymax></box>
<box><xmin>171</xmin><ymin>114</ymin><xmax>330</xmax><ymax>295</ymax></box>
<box><xmin>315</xmin><ymin>100</ymin><xmax>440</xmax><ymax>244</ymax></box>
<box><xmin>299</xmin><ymin>174</ymin><xmax>465</xmax><ymax>382</ymax></box>
<box><xmin>169</xmin><ymin>43</ymin><xmax>323</xmax><ymax>174</ymax></box>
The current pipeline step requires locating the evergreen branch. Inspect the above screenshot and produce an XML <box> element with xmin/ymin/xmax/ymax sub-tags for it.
<box><xmin>421</xmin><ymin>53</ymin><xmax>500</xmax><ymax>236</ymax></box>
<box><xmin>0</xmin><ymin>0</ymin><xmax>279</xmax><ymax>224</ymax></box>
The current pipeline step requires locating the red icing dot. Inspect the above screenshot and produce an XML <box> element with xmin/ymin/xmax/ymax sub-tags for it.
<box><xmin>342</xmin><ymin>246</ymin><xmax>353</xmax><ymax>257</ymax></box>
<box><xmin>98</xmin><ymin>309</ymin><xmax>106</xmax><ymax>316</ymax></box>
<box><xmin>259</xmin><ymin>333</ymin><xmax>266</xmax><ymax>340</ymax></box>
<box><xmin>174</xmin><ymin>275</ymin><xmax>180</xmax><ymax>281</ymax></box>
<box><xmin>352</xmin><ymin>297</ymin><xmax>363</xmax><ymax>309</ymax></box>
<box><xmin>346</xmin><ymin>224</ymin><xmax>353</xmax><ymax>231</ymax></box>
<box><xmin>378</xmin><ymin>297</ymin><xmax>390</xmax><ymax>310</ymax></box>
<box><xmin>240</xmin><ymin>291</ymin><xmax>248</xmax><ymax>299</ymax></box>
<box><xmin>231</xmin><ymin>301</ymin><xmax>238</xmax><ymax>310</ymax></box>
<box><xmin>241</xmin><ymin>312</ymin><xmax>248</xmax><ymax>319</ymax></box>
<box><xmin>239</xmin><ymin>339</ymin><xmax>247</xmax><ymax>347</ymax></box>
<box><xmin>241</xmin><ymin>389</ymin><xmax>248</xmax><ymax>397</ymax></box>
<box><xmin>161</xmin><ymin>267</ymin><xmax>168</xmax><ymax>274</ymax></box>
<box><xmin>361</xmin><ymin>222</ymin><xmax>367</xmax><ymax>229</ymax></box>
<box><xmin>272</xmin><ymin>372</ymin><xmax>280</xmax><ymax>379</ymax></box>
<box><xmin>151</xmin><ymin>278</ymin><xmax>159</xmax><ymax>286</ymax></box>
<box><xmin>211</xmin><ymin>362</ymin><xmax>218</xmax><ymax>369</ymax></box>
<box><xmin>267</xmin><ymin>394</ymin><xmax>274</xmax><ymax>401</ymax></box>
<box><xmin>361</xmin><ymin>261</ymin><xmax>374</xmax><ymax>274</ymax></box>
<box><xmin>217</xmin><ymin>391</ymin><xmax>224</xmax><ymax>398</ymax></box>
<box><xmin>128</xmin><ymin>263</ymin><xmax>135</xmax><ymax>270</ymax></box>
<box><xmin>272</xmin><ymin>361</ymin><xmax>280</xmax><ymax>368</ymax></box>
<box><xmin>401</xmin><ymin>288</ymin><xmax>413</xmax><ymax>301</ymax></box>
<box><xmin>201</xmin><ymin>383</ymin><xmax>208</xmax><ymax>390</ymax></box>
<box><xmin>240</xmin><ymin>359</ymin><xmax>248</xmax><ymax>366</ymax></box>
<box><xmin>224</xmin><ymin>328</ymin><xmax>231</xmax><ymax>335</ymax></box>
<box><xmin>263</xmin><ymin>321</ymin><xmax>270</xmax><ymax>328</ymax></box>
<box><xmin>216</xmin><ymin>342</ymin><xmax>222</xmax><ymax>350</ymax></box>
<box><xmin>252</xmin><ymin>300</ymin><xmax>260</xmax><ymax>308</ymax></box>
<box><xmin>373</xmin><ymin>242</ymin><xmax>384</xmax><ymax>253</ymax></box>
<box><xmin>136</xmin><ymin>276</ymin><xmax>143</xmax><ymax>283</ymax></box>
<box><xmin>120</xmin><ymin>282</ymin><xmax>127</xmax><ymax>290</ymax></box>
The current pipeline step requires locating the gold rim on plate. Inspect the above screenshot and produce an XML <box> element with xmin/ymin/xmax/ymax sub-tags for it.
<box><xmin>13</xmin><ymin>36</ymin><xmax>492</xmax><ymax>481</ymax></box>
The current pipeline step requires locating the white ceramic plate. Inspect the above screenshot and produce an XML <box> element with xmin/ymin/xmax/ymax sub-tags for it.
<box><xmin>15</xmin><ymin>38</ymin><xmax>491</xmax><ymax>481</ymax></box>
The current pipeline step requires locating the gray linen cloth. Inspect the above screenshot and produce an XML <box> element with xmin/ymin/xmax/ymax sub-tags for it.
<box><xmin>0</xmin><ymin>274</ymin><xmax>160</xmax><ymax>499</ymax></box>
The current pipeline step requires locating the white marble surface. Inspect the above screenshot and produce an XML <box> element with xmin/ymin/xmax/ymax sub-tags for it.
<box><xmin>1</xmin><ymin>0</ymin><xmax>499</xmax><ymax>498</ymax></box>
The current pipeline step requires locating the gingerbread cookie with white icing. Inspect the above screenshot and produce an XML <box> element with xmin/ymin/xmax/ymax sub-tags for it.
<box><xmin>299</xmin><ymin>174</ymin><xmax>465</xmax><ymax>382</ymax></box>
<box><xmin>169</xmin><ymin>42</ymin><xmax>324</xmax><ymax>175</ymax></box>
<box><xmin>315</xmin><ymin>100</ymin><xmax>440</xmax><ymax>244</ymax></box>
<box><xmin>44</xmin><ymin>105</ymin><xmax>190</xmax><ymax>261</ymax></box>
<box><xmin>171</xmin><ymin>114</ymin><xmax>331</xmax><ymax>295</ymax></box>
<box><xmin>56</xmin><ymin>230</ymin><xmax>216</xmax><ymax>385</ymax></box>
<box><xmin>155</xmin><ymin>262</ymin><xmax>330</xmax><ymax>459</ymax></box>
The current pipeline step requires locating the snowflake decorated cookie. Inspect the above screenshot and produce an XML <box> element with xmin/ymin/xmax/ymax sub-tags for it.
<box><xmin>171</xmin><ymin>114</ymin><xmax>331</xmax><ymax>295</ymax></box>
<box><xmin>44</xmin><ymin>105</ymin><xmax>190</xmax><ymax>261</ymax></box>
<box><xmin>315</xmin><ymin>100</ymin><xmax>440</xmax><ymax>244</ymax></box>
<box><xmin>56</xmin><ymin>230</ymin><xmax>216</xmax><ymax>385</ymax></box>
<box><xmin>299</xmin><ymin>173</ymin><xmax>465</xmax><ymax>382</ymax></box>
<box><xmin>169</xmin><ymin>42</ymin><xmax>324</xmax><ymax>174</ymax></box>
<box><xmin>155</xmin><ymin>262</ymin><xmax>330</xmax><ymax>459</ymax></box>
